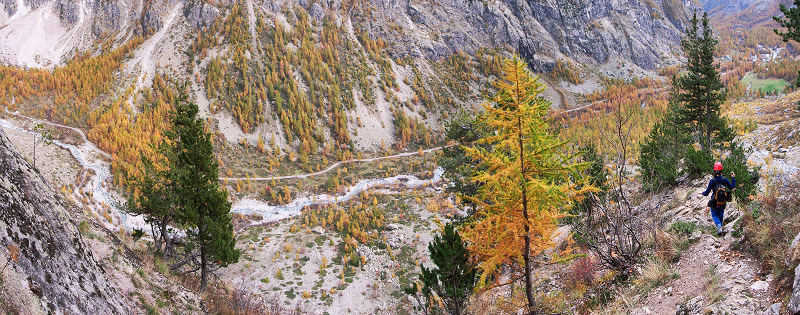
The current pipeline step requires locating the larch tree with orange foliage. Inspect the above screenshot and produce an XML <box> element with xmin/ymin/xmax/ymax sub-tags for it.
<box><xmin>463</xmin><ymin>56</ymin><xmax>592</xmax><ymax>314</ymax></box>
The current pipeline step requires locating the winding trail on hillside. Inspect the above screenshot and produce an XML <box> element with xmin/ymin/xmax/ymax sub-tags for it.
<box><xmin>221</xmin><ymin>146</ymin><xmax>446</xmax><ymax>181</ymax></box>
<box><xmin>0</xmin><ymin>109</ymin><xmax>445</xmax><ymax>227</ymax></box>
<box><xmin>4</xmin><ymin>107</ymin><xmax>110</xmax><ymax>159</ymax></box>
<box><xmin>556</xmin><ymin>86</ymin><xmax>670</xmax><ymax>115</ymax></box>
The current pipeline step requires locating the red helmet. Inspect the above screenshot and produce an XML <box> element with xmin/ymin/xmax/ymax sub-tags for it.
<box><xmin>713</xmin><ymin>162</ymin><xmax>723</xmax><ymax>171</ymax></box>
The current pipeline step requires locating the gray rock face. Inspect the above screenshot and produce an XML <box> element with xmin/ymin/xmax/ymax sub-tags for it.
<box><xmin>0</xmin><ymin>129</ymin><xmax>130</xmax><ymax>314</ymax></box>
<box><xmin>22</xmin><ymin>0</ymin><xmax>47</xmax><ymax>10</ymax></box>
<box><xmin>762</xmin><ymin>302</ymin><xmax>782</xmax><ymax>315</ymax></box>
<box><xmin>138</xmin><ymin>1</ymin><xmax>163</xmax><ymax>36</ymax></box>
<box><xmin>92</xmin><ymin>0</ymin><xmax>122</xmax><ymax>35</ymax></box>
<box><xmin>331</xmin><ymin>0</ymin><xmax>691</xmax><ymax>71</ymax></box>
<box><xmin>185</xmin><ymin>0</ymin><xmax>219</xmax><ymax>29</ymax></box>
<box><xmin>56</xmin><ymin>0</ymin><xmax>78</xmax><ymax>24</ymax></box>
<box><xmin>1</xmin><ymin>0</ymin><xmax>16</xmax><ymax>16</ymax></box>
<box><xmin>791</xmin><ymin>263</ymin><xmax>800</xmax><ymax>315</ymax></box>
<box><xmin>308</xmin><ymin>2</ymin><xmax>324</xmax><ymax>21</ymax></box>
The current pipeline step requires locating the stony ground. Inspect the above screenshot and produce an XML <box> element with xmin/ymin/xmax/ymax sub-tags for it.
<box><xmin>221</xmin><ymin>191</ymin><xmax>454</xmax><ymax>315</ymax></box>
<box><xmin>629</xmin><ymin>178</ymin><xmax>777</xmax><ymax>314</ymax></box>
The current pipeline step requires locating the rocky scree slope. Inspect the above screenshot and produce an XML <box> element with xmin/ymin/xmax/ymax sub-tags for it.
<box><xmin>0</xmin><ymin>127</ymin><xmax>130</xmax><ymax>314</ymax></box>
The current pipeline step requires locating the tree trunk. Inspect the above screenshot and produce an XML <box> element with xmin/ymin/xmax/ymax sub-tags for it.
<box><xmin>519</xmin><ymin>116</ymin><xmax>536</xmax><ymax>314</ymax></box>
<box><xmin>200</xmin><ymin>227</ymin><xmax>208</xmax><ymax>290</ymax></box>
<box><xmin>160</xmin><ymin>215</ymin><xmax>172</xmax><ymax>256</ymax></box>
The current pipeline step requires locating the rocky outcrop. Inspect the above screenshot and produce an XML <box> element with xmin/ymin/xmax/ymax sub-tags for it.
<box><xmin>23</xmin><ymin>0</ymin><xmax>47</xmax><ymax>10</ymax></box>
<box><xmin>184</xmin><ymin>0</ymin><xmax>218</xmax><ymax>29</ymax></box>
<box><xmin>310</xmin><ymin>0</ymin><xmax>693</xmax><ymax>71</ymax></box>
<box><xmin>92</xmin><ymin>0</ymin><xmax>122</xmax><ymax>35</ymax></box>
<box><xmin>0</xmin><ymin>128</ymin><xmax>130</xmax><ymax>313</ymax></box>
<box><xmin>788</xmin><ymin>232</ymin><xmax>800</xmax><ymax>267</ymax></box>
<box><xmin>3</xmin><ymin>0</ymin><xmax>691</xmax><ymax>73</ymax></box>
<box><xmin>1</xmin><ymin>0</ymin><xmax>16</xmax><ymax>16</ymax></box>
<box><xmin>137</xmin><ymin>0</ymin><xmax>163</xmax><ymax>36</ymax></box>
<box><xmin>791</xmin><ymin>262</ymin><xmax>800</xmax><ymax>314</ymax></box>
<box><xmin>56</xmin><ymin>0</ymin><xmax>78</xmax><ymax>24</ymax></box>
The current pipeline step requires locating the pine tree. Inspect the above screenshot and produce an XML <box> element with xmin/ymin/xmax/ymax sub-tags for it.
<box><xmin>437</xmin><ymin>112</ymin><xmax>488</xmax><ymax>217</ymax></box>
<box><xmin>125</xmin><ymin>157</ymin><xmax>177</xmax><ymax>256</ymax></box>
<box><xmin>673</xmin><ymin>11</ymin><xmax>732</xmax><ymax>157</ymax></box>
<box><xmin>463</xmin><ymin>56</ymin><xmax>591</xmax><ymax>314</ymax></box>
<box><xmin>638</xmin><ymin>94</ymin><xmax>690</xmax><ymax>191</ymax></box>
<box><xmin>405</xmin><ymin>223</ymin><xmax>476</xmax><ymax>315</ymax></box>
<box><xmin>171</xmin><ymin>96</ymin><xmax>240</xmax><ymax>290</ymax></box>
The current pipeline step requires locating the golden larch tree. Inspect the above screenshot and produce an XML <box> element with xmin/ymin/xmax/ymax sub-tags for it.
<box><xmin>463</xmin><ymin>56</ymin><xmax>593</xmax><ymax>314</ymax></box>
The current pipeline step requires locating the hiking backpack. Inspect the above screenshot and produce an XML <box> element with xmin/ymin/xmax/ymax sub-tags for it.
<box><xmin>714</xmin><ymin>178</ymin><xmax>732</xmax><ymax>207</ymax></box>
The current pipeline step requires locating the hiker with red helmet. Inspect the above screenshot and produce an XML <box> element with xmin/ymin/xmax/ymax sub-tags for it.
<box><xmin>700</xmin><ymin>162</ymin><xmax>736</xmax><ymax>235</ymax></box>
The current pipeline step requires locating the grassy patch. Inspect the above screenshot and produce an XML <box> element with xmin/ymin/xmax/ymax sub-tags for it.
<box><xmin>636</xmin><ymin>258</ymin><xmax>674</xmax><ymax>294</ymax></box>
<box><xmin>742</xmin><ymin>72</ymin><xmax>789</xmax><ymax>94</ymax></box>
<box><xmin>668</xmin><ymin>221</ymin><xmax>698</xmax><ymax>236</ymax></box>
<box><xmin>314</xmin><ymin>235</ymin><xmax>326</xmax><ymax>246</ymax></box>
<box><xmin>704</xmin><ymin>265</ymin><xmax>723</xmax><ymax>304</ymax></box>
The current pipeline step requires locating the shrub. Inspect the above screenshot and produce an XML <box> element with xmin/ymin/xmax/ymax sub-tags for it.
<box><xmin>722</xmin><ymin>141</ymin><xmax>760</xmax><ymax>202</ymax></box>
<box><xmin>204</xmin><ymin>285</ymin><xmax>301</xmax><ymax>315</ymax></box>
<box><xmin>564</xmin><ymin>256</ymin><xmax>598</xmax><ymax>290</ymax></box>
<box><xmin>639</xmin><ymin>119</ymin><xmax>686</xmax><ymax>191</ymax></box>
<box><xmin>683</xmin><ymin>148</ymin><xmax>714</xmax><ymax>179</ymax></box>
<box><xmin>668</xmin><ymin>221</ymin><xmax>697</xmax><ymax>236</ymax></box>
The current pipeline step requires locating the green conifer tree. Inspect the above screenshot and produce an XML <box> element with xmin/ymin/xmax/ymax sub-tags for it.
<box><xmin>673</xmin><ymin>11</ymin><xmax>733</xmax><ymax>165</ymax></box>
<box><xmin>405</xmin><ymin>223</ymin><xmax>476</xmax><ymax>315</ymax></box>
<box><xmin>639</xmin><ymin>11</ymin><xmax>759</xmax><ymax>198</ymax></box>
<box><xmin>437</xmin><ymin>112</ymin><xmax>488</xmax><ymax>217</ymax></box>
<box><xmin>125</xmin><ymin>158</ymin><xmax>178</xmax><ymax>256</ymax></box>
<box><xmin>171</xmin><ymin>97</ymin><xmax>239</xmax><ymax>290</ymax></box>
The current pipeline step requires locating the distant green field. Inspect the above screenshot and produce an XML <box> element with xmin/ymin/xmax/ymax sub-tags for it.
<box><xmin>742</xmin><ymin>72</ymin><xmax>789</xmax><ymax>94</ymax></box>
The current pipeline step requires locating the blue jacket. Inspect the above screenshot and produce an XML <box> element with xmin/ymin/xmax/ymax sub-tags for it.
<box><xmin>701</xmin><ymin>175</ymin><xmax>736</xmax><ymax>199</ymax></box>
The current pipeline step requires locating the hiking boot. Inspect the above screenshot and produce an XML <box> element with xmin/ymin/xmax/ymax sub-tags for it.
<box><xmin>716</xmin><ymin>226</ymin><xmax>723</xmax><ymax>236</ymax></box>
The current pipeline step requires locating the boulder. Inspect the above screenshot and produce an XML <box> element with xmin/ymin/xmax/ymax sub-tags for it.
<box><xmin>750</xmin><ymin>280</ymin><xmax>769</xmax><ymax>291</ymax></box>
<box><xmin>676</xmin><ymin>296</ymin><xmax>703</xmax><ymax>315</ymax></box>
<box><xmin>761</xmin><ymin>303</ymin><xmax>782</xmax><ymax>315</ymax></box>
<box><xmin>309</xmin><ymin>3</ymin><xmax>325</xmax><ymax>20</ymax></box>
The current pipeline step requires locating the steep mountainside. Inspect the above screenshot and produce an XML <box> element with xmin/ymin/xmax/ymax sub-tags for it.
<box><xmin>319</xmin><ymin>0</ymin><xmax>690</xmax><ymax>71</ymax></box>
<box><xmin>0</xmin><ymin>0</ymin><xmax>691</xmax><ymax>70</ymax></box>
<box><xmin>0</xmin><ymin>127</ymin><xmax>129</xmax><ymax>313</ymax></box>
